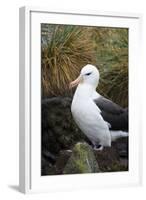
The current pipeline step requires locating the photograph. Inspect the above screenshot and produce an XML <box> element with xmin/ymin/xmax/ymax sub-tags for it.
<box><xmin>41</xmin><ymin>23</ymin><xmax>129</xmax><ymax>176</ymax></box>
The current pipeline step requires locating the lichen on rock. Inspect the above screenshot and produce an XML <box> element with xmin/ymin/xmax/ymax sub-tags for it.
<box><xmin>63</xmin><ymin>142</ymin><xmax>100</xmax><ymax>174</ymax></box>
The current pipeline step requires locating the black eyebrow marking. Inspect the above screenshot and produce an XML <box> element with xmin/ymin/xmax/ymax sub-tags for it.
<box><xmin>85</xmin><ymin>72</ymin><xmax>92</xmax><ymax>76</ymax></box>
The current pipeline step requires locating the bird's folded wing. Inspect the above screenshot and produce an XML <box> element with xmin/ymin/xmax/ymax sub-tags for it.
<box><xmin>93</xmin><ymin>95</ymin><xmax>124</xmax><ymax>114</ymax></box>
<box><xmin>93</xmin><ymin>93</ymin><xmax>128</xmax><ymax>131</ymax></box>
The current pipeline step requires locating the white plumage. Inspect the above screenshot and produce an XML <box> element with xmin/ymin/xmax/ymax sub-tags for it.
<box><xmin>70</xmin><ymin>64</ymin><xmax>128</xmax><ymax>150</ymax></box>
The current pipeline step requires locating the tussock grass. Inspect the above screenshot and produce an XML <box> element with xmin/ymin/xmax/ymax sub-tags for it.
<box><xmin>98</xmin><ymin>65</ymin><xmax>128</xmax><ymax>107</ymax></box>
<box><xmin>92</xmin><ymin>28</ymin><xmax>128</xmax><ymax>107</ymax></box>
<box><xmin>41</xmin><ymin>25</ymin><xmax>96</xmax><ymax>97</ymax></box>
<box><xmin>41</xmin><ymin>25</ymin><xmax>128</xmax><ymax>107</ymax></box>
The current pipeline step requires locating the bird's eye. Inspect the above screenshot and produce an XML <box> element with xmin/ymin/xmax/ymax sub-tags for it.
<box><xmin>85</xmin><ymin>72</ymin><xmax>92</xmax><ymax>76</ymax></box>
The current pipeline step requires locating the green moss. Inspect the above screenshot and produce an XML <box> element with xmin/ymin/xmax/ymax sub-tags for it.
<box><xmin>63</xmin><ymin>142</ymin><xmax>100</xmax><ymax>174</ymax></box>
<box><xmin>109</xmin><ymin>162</ymin><xmax>128</xmax><ymax>172</ymax></box>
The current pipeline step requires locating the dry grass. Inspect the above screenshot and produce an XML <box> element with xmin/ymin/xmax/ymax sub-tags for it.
<box><xmin>92</xmin><ymin>27</ymin><xmax>128</xmax><ymax>107</ymax></box>
<box><xmin>41</xmin><ymin>25</ymin><xmax>128</xmax><ymax>107</ymax></box>
<box><xmin>41</xmin><ymin>25</ymin><xmax>96</xmax><ymax>97</ymax></box>
<box><xmin>98</xmin><ymin>65</ymin><xmax>128</xmax><ymax>107</ymax></box>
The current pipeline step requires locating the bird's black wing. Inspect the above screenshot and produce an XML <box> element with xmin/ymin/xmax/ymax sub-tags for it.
<box><xmin>94</xmin><ymin>96</ymin><xmax>128</xmax><ymax>131</ymax></box>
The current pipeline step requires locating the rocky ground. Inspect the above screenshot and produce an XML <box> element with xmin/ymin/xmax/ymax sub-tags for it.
<box><xmin>41</xmin><ymin>97</ymin><xmax>128</xmax><ymax>176</ymax></box>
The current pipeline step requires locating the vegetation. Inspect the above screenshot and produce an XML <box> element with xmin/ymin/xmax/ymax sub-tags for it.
<box><xmin>92</xmin><ymin>28</ymin><xmax>128</xmax><ymax>107</ymax></box>
<box><xmin>63</xmin><ymin>142</ymin><xmax>100</xmax><ymax>174</ymax></box>
<box><xmin>41</xmin><ymin>24</ymin><xmax>96</xmax><ymax>97</ymax></box>
<box><xmin>41</xmin><ymin>24</ymin><xmax>128</xmax><ymax>107</ymax></box>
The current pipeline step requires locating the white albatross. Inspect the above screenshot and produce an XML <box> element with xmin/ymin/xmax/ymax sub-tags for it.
<box><xmin>69</xmin><ymin>64</ymin><xmax>128</xmax><ymax>150</ymax></box>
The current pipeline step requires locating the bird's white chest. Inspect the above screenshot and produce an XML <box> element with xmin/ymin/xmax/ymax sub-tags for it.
<box><xmin>71</xmin><ymin>98</ymin><xmax>110</xmax><ymax>145</ymax></box>
<box><xmin>71</xmin><ymin>98</ymin><xmax>102</xmax><ymax>128</ymax></box>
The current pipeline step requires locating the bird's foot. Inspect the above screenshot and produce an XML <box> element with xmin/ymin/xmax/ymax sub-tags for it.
<box><xmin>93</xmin><ymin>144</ymin><xmax>103</xmax><ymax>151</ymax></box>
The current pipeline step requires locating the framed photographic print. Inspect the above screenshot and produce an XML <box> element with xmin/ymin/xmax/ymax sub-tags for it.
<box><xmin>19</xmin><ymin>6</ymin><xmax>143</xmax><ymax>193</ymax></box>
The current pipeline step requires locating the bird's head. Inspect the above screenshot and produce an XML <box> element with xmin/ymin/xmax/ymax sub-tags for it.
<box><xmin>69</xmin><ymin>64</ymin><xmax>100</xmax><ymax>89</ymax></box>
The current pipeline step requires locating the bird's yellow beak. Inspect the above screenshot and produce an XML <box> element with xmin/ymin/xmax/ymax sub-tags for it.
<box><xmin>69</xmin><ymin>75</ymin><xmax>83</xmax><ymax>89</ymax></box>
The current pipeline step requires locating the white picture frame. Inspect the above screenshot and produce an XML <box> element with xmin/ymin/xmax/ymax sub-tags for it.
<box><xmin>19</xmin><ymin>6</ymin><xmax>143</xmax><ymax>194</ymax></box>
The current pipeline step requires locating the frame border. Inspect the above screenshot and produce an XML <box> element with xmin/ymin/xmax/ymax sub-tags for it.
<box><xmin>19</xmin><ymin>6</ymin><xmax>143</xmax><ymax>193</ymax></box>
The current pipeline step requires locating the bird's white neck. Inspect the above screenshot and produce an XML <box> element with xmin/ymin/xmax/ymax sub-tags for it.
<box><xmin>73</xmin><ymin>83</ymin><xmax>96</xmax><ymax>101</ymax></box>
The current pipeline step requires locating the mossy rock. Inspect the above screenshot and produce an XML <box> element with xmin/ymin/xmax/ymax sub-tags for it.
<box><xmin>41</xmin><ymin>97</ymin><xmax>128</xmax><ymax>175</ymax></box>
<box><xmin>63</xmin><ymin>142</ymin><xmax>100</xmax><ymax>174</ymax></box>
<box><xmin>41</xmin><ymin>97</ymin><xmax>89</xmax><ymax>175</ymax></box>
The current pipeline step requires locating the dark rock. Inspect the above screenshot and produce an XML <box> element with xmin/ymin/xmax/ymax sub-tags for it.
<box><xmin>112</xmin><ymin>137</ymin><xmax>128</xmax><ymax>158</ymax></box>
<box><xmin>41</xmin><ymin>155</ymin><xmax>57</xmax><ymax>175</ymax></box>
<box><xmin>41</xmin><ymin>97</ymin><xmax>90</xmax><ymax>175</ymax></box>
<box><xmin>41</xmin><ymin>97</ymin><xmax>128</xmax><ymax>175</ymax></box>
<box><xmin>55</xmin><ymin>150</ymin><xmax>73</xmax><ymax>174</ymax></box>
<box><xmin>63</xmin><ymin>142</ymin><xmax>100</xmax><ymax>174</ymax></box>
<box><xmin>95</xmin><ymin>137</ymin><xmax>128</xmax><ymax>172</ymax></box>
<box><xmin>42</xmin><ymin>150</ymin><xmax>56</xmax><ymax>164</ymax></box>
<box><xmin>41</xmin><ymin>97</ymin><xmax>89</xmax><ymax>156</ymax></box>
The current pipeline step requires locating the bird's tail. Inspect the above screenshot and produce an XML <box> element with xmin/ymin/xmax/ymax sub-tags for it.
<box><xmin>110</xmin><ymin>131</ymin><xmax>128</xmax><ymax>142</ymax></box>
